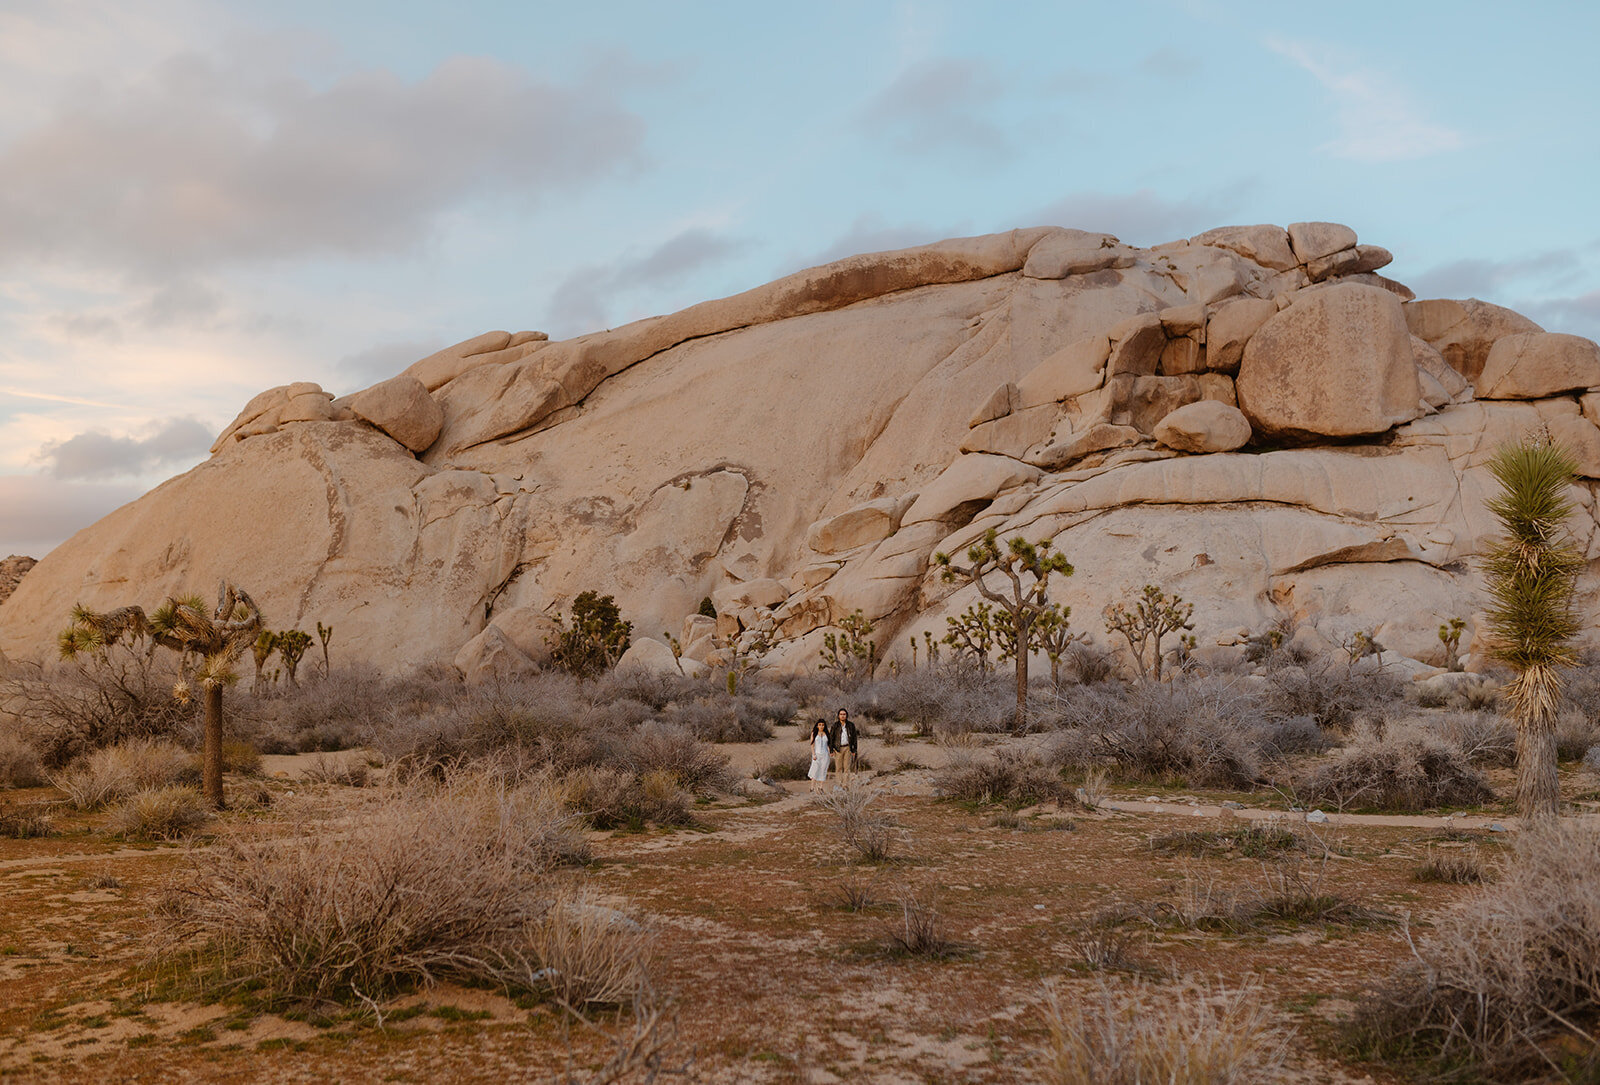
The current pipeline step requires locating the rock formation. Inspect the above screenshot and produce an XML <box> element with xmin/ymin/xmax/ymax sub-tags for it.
<box><xmin>4</xmin><ymin>222</ymin><xmax>1599</xmax><ymax>681</ymax></box>
<box><xmin>0</xmin><ymin>556</ymin><xmax>36</xmax><ymax>609</ymax></box>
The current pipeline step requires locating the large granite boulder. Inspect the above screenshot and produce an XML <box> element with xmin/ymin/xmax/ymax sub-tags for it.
<box><xmin>1476</xmin><ymin>332</ymin><xmax>1600</xmax><ymax>400</ymax></box>
<box><xmin>1236</xmin><ymin>284</ymin><xmax>1422</xmax><ymax>440</ymax></box>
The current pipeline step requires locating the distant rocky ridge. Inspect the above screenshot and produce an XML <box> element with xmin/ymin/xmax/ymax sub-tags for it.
<box><xmin>5</xmin><ymin>222</ymin><xmax>1600</xmax><ymax>683</ymax></box>
<box><xmin>0</xmin><ymin>556</ymin><xmax>36</xmax><ymax>609</ymax></box>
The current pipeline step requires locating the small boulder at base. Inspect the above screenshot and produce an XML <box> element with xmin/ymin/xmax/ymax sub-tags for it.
<box><xmin>454</xmin><ymin>624</ymin><xmax>536</xmax><ymax>686</ymax></box>
<box><xmin>1153</xmin><ymin>401</ymin><xmax>1252</xmax><ymax>453</ymax></box>
<box><xmin>615</xmin><ymin>636</ymin><xmax>684</xmax><ymax>676</ymax></box>
<box><xmin>348</xmin><ymin>375</ymin><xmax>445</xmax><ymax>453</ymax></box>
<box><xmin>1475</xmin><ymin>332</ymin><xmax>1600</xmax><ymax>400</ymax></box>
<box><xmin>1236</xmin><ymin>283</ymin><xmax>1422</xmax><ymax>440</ymax></box>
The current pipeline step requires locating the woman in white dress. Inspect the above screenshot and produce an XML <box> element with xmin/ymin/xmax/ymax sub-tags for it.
<box><xmin>807</xmin><ymin>719</ymin><xmax>830</xmax><ymax>793</ymax></box>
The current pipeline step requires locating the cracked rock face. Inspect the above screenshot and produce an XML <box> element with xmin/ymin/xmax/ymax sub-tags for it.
<box><xmin>4</xmin><ymin>222</ymin><xmax>1600</xmax><ymax>677</ymax></box>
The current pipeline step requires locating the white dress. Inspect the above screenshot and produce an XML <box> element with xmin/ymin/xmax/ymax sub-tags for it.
<box><xmin>807</xmin><ymin>733</ymin><xmax>830</xmax><ymax>781</ymax></box>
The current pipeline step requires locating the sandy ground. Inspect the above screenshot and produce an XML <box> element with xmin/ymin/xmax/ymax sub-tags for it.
<box><xmin>0</xmin><ymin>731</ymin><xmax>1582</xmax><ymax>1083</ymax></box>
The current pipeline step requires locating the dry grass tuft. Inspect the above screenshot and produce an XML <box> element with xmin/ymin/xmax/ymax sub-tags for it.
<box><xmin>53</xmin><ymin>737</ymin><xmax>195</xmax><ymax>810</ymax></box>
<box><xmin>817</xmin><ymin>783</ymin><xmax>895</xmax><ymax>862</ymax></box>
<box><xmin>883</xmin><ymin>889</ymin><xmax>958</xmax><ymax>959</ymax></box>
<box><xmin>1035</xmin><ymin>978</ymin><xmax>1292</xmax><ymax>1085</ymax></box>
<box><xmin>158</xmin><ymin>773</ymin><xmax>599</xmax><ymax>1006</ymax></box>
<box><xmin>300</xmin><ymin>754</ymin><xmax>370</xmax><ymax>788</ymax></box>
<box><xmin>0</xmin><ymin>799</ymin><xmax>54</xmax><ymax>838</ymax></box>
<box><xmin>105</xmin><ymin>786</ymin><xmax>209</xmax><ymax>840</ymax></box>
<box><xmin>1411</xmin><ymin>846</ymin><xmax>1490</xmax><ymax>885</ymax></box>
<box><xmin>567</xmin><ymin>766</ymin><xmax>692</xmax><ymax>830</ymax></box>
<box><xmin>1352</xmin><ymin>822</ymin><xmax>1600</xmax><ymax>1079</ymax></box>
<box><xmin>530</xmin><ymin>887</ymin><xmax>653</xmax><ymax>1009</ymax></box>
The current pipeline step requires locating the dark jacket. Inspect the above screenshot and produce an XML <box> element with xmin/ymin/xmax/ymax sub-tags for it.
<box><xmin>827</xmin><ymin>718</ymin><xmax>858</xmax><ymax>753</ymax></box>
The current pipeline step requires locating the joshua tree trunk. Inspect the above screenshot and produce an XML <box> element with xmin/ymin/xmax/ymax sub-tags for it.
<box><xmin>203</xmin><ymin>683</ymin><xmax>226</xmax><ymax>810</ymax></box>
<box><xmin>1012</xmin><ymin>634</ymin><xmax>1029</xmax><ymax>730</ymax></box>
<box><xmin>1512</xmin><ymin>666</ymin><xmax>1562</xmax><ymax>821</ymax></box>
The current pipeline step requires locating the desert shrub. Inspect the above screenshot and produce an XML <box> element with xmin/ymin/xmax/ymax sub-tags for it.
<box><xmin>1255</xmin><ymin>714</ymin><xmax>1334</xmax><ymax>760</ymax></box>
<box><xmin>1260</xmin><ymin>654</ymin><xmax>1401</xmax><ymax>732</ymax></box>
<box><xmin>934</xmin><ymin>749</ymin><xmax>1072</xmax><ymax>807</ymax></box>
<box><xmin>301</xmin><ymin>754</ymin><xmax>370</xmax><ymax>788</ymax></box>
<box><xmin>733</xmin><ymin>686</ymin><xmax>800</xmax><ymax>730</ymax></box>
<box><xmin>756</xmin><ymin>747</ymin><xmax>813</xmax><ymax>781</ymax></box>
<box><xmin>106</xmin><ymin>786</ymin><xmax>209</xmax><ymax>840</ymax></box>
<box><xmin>1351</xmin><ymin>823</ymin><xmax>1600</xmax><ymax>1079</ymax></box>
<box><xmin>1055</xmin><ymin>641</ymin><xmax>1120</xmax><ymax>686</ymax></box>
<box><xmin>1035</xmin><ymin>978</ymin><xmax>1292</xmax><ymax>1085</ymax></box>
<box><xmin>818</xmin><ymin>783</ymin><xmax>894</xmax><ymax>862</ymax></box>
<box><xmin>53</xmin><ymin>737</ymin><xmax>196</xmax><ymax>810</ymax></box>
<box><xmin>883</xmin><ymin>889</ymin><xmax>956</xmax><ymax>958</ymax></box>
<box><xmin>378</xmin><ymin>672</ymin><xmax>607</xmax><ymax>774</ymax></box>
<box><xmin>528</xmin><ymin>887</ymin><xmax>652</xmax><ymax>1008</ymax></box>
<box><xmin>159</xmin><ymin>773</ymin><xmax>595</xmax><ymax>1006</ymax></box>
<box><xmin>621</xmin><ymin>721</ymin><xmax>737</xmax><ymax>794</ymax></box>
<box><xmin>777</xmin><ymin>671</ymin><xmax>847</xmax><ymax>710</ymax></box>
<box><xmin>661</xmin><ymin>698</ymin><xmax>770</xmax><ymax>743</ymax></box>
<box><xmin>595</xmin><ymin>668</ymin><xmax>691</xmax><ymax>712</ymax></box>
<box><xmin>1148</xmin><ymin>825</ymin><xmax>1306</xmax><ymax>860</ymax></box>
<box><xmin>1412</xmin><ymin>847</ymin><xmax>1489</xmax><ymax>885</ymax></box>
<box><xmin>0</xmin><ymin>729</ymin><xmax>46</xmax><ymax>788</ymax></box>
<box><xmin>1</xmin><ymin>650</ymin><xmax>194</xmax><ymax>767</ymax></box>
<box><xmin>1047</xmin><ymin>680</ymin><xmax>1262</xmax><ymax>789</ymax></box>
<box><xmin>247</xmin><ymin>663</ymin><xmax>429</xmax><ymax>754</ymax></box>
<box><xmin>1422</xmin><ymin>710</ymin><xmax>1516</xmax><ymax>767</ymax></box>
<box><xmin>1555</xmin><ymin>705</ymin><xmax>1600</xmax><ymax>762</ymax></box>
<box><xmin>220</xmin><ymin>738</ymin><xmax>262</xmax><ymax>775</ymax></box>
<box><xmin>1586</xmin><ymin>744</ymin><xmax>1600</xmax><ymax>773</ymax></box>
<box><xmin>0</xmin><ymin>800</ymin><xmax>53</xmax><ymax>838</ymax></box>
<box><xmin>566</xmin><ymin>766</ymin><xmax>691</xmax><ymax>830</ymax></box>
<box><xmin>1300</xmin><ymin>726</ymin><xmax>1494</xmax><ymax>812</ymax></box>
<box><xmin>855</xmin><ymin>667</ymin><xmax>1013</xmax><ymax>736</ymax></box>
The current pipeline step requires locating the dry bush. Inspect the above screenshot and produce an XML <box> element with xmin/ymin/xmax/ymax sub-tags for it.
<box><xmin>1299</xmin><ymin>726</ymin><xmax>1493</xmax><ymax>812</ymax></box>
<box><xmin>106</xmin><ymin>786</ymin><xmax>209</xmax><ymax>840</ymax></box>
<box><xmin>1556</xmin><ymin>705</ymin><xmax>1600</xmax><ymax>762</ymax></box>
<box><xmin>0</xmin><ymin>729</ymin><xmax>46</xmax><ymax>788</ymax></box>
<box><xmin>1260</xmin><ymin>654</ymin><xmax>1400</xmax><ymax>732</ymax></box>
<box><xmin>1035</xmin><ymin>978</ymin><xmax>1292</xmax><ymax>1085</ymax></box>
<box><xmin>755</xmin><ymin>747</ymin><xmax>812</xmax><ymax>782</ymax></box>
<box><xmin>661</xmin><ymin>698</ymin><xmax>770</xmax><ymax>743</ymax></box>
<box><xmin>934</xmin><ymin>749</ymin><xmax>1073</xmax><ymax>807</ymax></box>
<box><xmin>159</xmin><ymin>773</ymin><xmax>594</xmax><ymax>1006</ymax></box>
<box><xmin>0</xmin><ymin>800</ymin><xmax>53</xmax><ymax>838</ymax></box>
<box><xmin>301</xmin><ymin>754</ymin><xmax>370</xmax><ymax>788</ymax></box>
<box><xmin>1254</xmin><ymin>715</ymin><xmax>1334</xmax><ymax>761</ymax></box>
<box><xmin>1047</xmin><ymin>680</ymin><xmax>1262</xmax><ymax>789</ymax></box>
<box><xmin>1</xmin><ymin>650</ymin><xmax>194</xmax><ymax>766</ymax></box>
<box><xmin>818</xmin><ymin>783</ymin><xmax>894</xmax><ymax>862</ymax></box>
<box><xmin>884</xmin><ymin>889</ymin><xmax>956</xmax><ymax>958</ymax></box>
<box><xmin>1149</xmin><ymin>825</ymin><xmax>1305</xmax><ymax>860</ymax></box>
<box><xmin>566</xmin><ymin>767</ymin><xmax>691</xmax><ymax>830</ymax></box>
<box><xmin>529</xmin><ymin>887</ymin><xmax>652</xmax><ymax>1009</ymax></box>
<box><xmin>248</xmin><ymin>663</ymin><xmax>459</xmax><ymax>754</ymax></box>
<box><xmin>621</xmin><ymin>721</ymin><xmax>737</xmax><ymax>794</ymax></box>
<box><xmin>855</xmin><ymin>667</ymin><xmax>1013</xmax><ymax>736</ymax></box>
<box><xmin>831</xmin><ymin>870</ymin><xmax>881</xmax><ymax>912</ymax></box>
<box><xmin>1071</xmin><ymin>927</ymin><xmax>1148</xmax><ymax>974</ymax></box>
<box><xmin>1352</xmin><ymin>823</ymin><xmax>1600</xmax><ymax>1079</ymax></box>
<box><xmin>53</xmin><ymin>737</ymin><xmax>196</xmax><ymax>810</ymax></box>
<box><xmin>1055</xmin><ymin>642</ymin><xmax>1120</xmax><ymax>686</ymax></box>
<box><xmin>1412</xmin><ymin>847</ymin><xmax>1489</xmax><ymax>885</ymax></box>
<box><xmin>551</xmin><ymin>1000</ymin><xmax>697</xmax><ymax>1085</ymax></box>
<box><xmin>1420</xmin><ymin>710</ymin><xmax>1515</xmax><ymax>768</ymax></box>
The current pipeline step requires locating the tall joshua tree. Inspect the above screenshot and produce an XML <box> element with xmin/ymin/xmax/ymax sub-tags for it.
<box><xmin>1481</xmin><ymin>439</ymin><xmax>1583</xmax><ymax>822</ymax></box>
<box><xmin>936</xmin><ymin>529</ymin><xmax>1073</xmax><ymax>726</ymax></box>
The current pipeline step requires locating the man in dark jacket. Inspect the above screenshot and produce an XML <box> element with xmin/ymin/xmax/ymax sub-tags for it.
<box><xmin>827</xmin><ymin>708</ymin><xmax>858</xmax><ymax>784</ymax></box>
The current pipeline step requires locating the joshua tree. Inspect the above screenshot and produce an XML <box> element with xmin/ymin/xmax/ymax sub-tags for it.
<box><xmin>1033</xmin><ymin>604</ymin><xmax>1083</xmax><ymax>686</ymax></box>
<box><xmin>1481</xmin><ymin>439</ymin><xmax>1583</xmax><ymax>822</ymax></box>
<box><xmin>1438</xmin><ymin>617</ymin><xmax>1466</xmax><ymax>672</ymax></box>
<box><xmin>819</xmin><ymin>609</ymin><xmax>877</xmax><ymax>688</ymax></box>
<box><xmin>315</xmin><ymin>621</ymin><xmax>334</xmax><ymax>678</ymax></box>
<box><xmin>942</xmin><ymin>602</ymin><xmax>998</xmax><ymax>673</ymax></box>
<box><xmin>251</xmin><ymin>630</ymin><xmax>279</xmax><ymax>694</ymax></box>
<box><xmin>936</xmin><ymin>529</ymin><xmax>1074</xmax><ymax>724</ymax></box>
<box><xmin>275</xmin><ymin>629</ymin><xmax>312</xmax><ymax>686</ymax></box>
<box><xmin>64</xmin><ymin>582</ymin><xmax>263</xmax><ymax>809</ymax></box>
<box><xmin>1102</xmin><ymin>584</ymin><xmax>1194</xmax><ymax>682</ymax></box>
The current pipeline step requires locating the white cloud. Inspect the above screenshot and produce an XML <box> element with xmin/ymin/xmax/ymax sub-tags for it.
<box><xmin>34</xmin><ymin>417</ymin><xmax>214</xmax><ymax>480</ymax></box>
<box><xmin>859</xmin><ymin>57</ymin><xmax>1013</xmax><ymax>158</ymax></box>
<box><xmin>0</xmin><ymin>474</ymin><xmax>143</xmax><ymax>557</ymax></box>
<box><xmin>0</xmin><ymin>50</ymin><xmax>646</xmax><ymax>275</ymax></box>
<box><xmin>1267</xmin><ymin>37</ymin><xmax>1464</xmax><ymax>163</ymax></box>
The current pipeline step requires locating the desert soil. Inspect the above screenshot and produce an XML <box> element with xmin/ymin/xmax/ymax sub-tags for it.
<box><xmin>0</xmin><ymin>729</ymin><xmax>1574</xmax><ymax>1084</ymax></box>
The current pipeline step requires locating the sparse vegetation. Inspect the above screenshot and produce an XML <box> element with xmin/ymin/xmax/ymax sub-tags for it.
<box><xmin>934</xmin><ymin>748</ymin><xmax>1073</xmax><ymax>807</ymax></box>
<box><xmin>1299</xmin><ymin>727</ymin><xmax>1493</xmax><ymax>812</ymax></box>
<box><xmin>549</xmin><ymin>591</ymin><xmax>633</xmax><ymax>679</ymax></box>
<box><xmin>105</xmin><ymin>786</ymin><xmax>209</xmax><ymax>840</ymax></box>
<box><xmin>1035</xmin><ymin>978</ymin><xmax>1292</xmax><ymax>1085</ymax></box>
<box><xmin>1352</xmin><ymin>822</ymin><xmax>1600</xmax><ymax>1079</ymax></box>
<box><xmin>818</xmin><ymin>782</ymin><xmax>894</xmax><ymax>862</ymax></box>
<box><xmin>1102</xmin><ymin>584</ymin><xmax>1193</xmax><ymax>683</ymax></box>
<box><xmin>52</xmin><ymin>737</ymin><xmax>196</xmax><ymax>810</ymax></box>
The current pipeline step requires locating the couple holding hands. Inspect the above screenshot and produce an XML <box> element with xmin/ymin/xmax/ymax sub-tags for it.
<box><xmin>807</xmin><ymin>708</ymin><xmax>859</xmax><ymax>792</ymax></box>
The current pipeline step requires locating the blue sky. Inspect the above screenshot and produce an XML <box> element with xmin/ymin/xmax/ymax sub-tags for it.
<box><xmin>1</xmin><ymin>0</ymin><xmax>1597</xmax><ymax>556</ymax></box>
